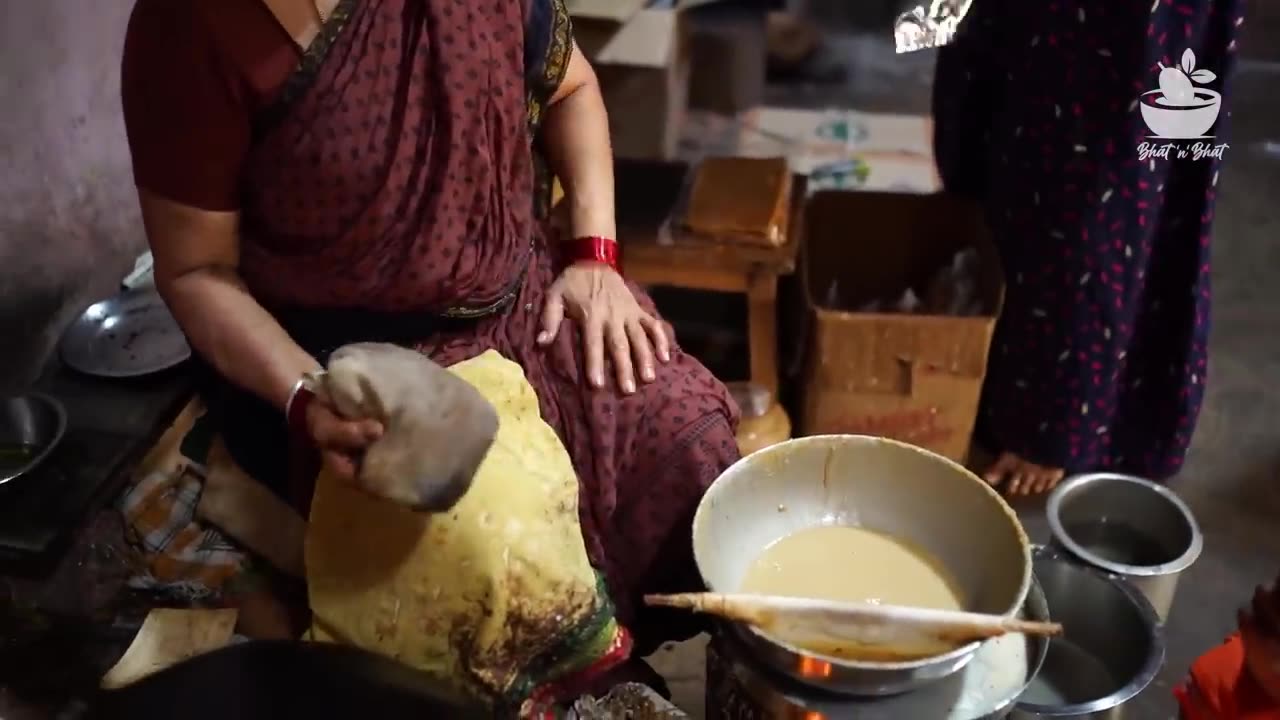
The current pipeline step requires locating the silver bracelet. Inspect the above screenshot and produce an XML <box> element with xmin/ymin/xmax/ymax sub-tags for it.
<box><xmin>284</xmin><ymin>377</ymin><xmax>308</xmax><ymax>421</ymax></box>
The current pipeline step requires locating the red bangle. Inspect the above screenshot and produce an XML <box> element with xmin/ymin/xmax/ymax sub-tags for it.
<box><xmin>565</xmin><ymin>235</ymin><xmax>621</xmax><ymax>273</ymax></box>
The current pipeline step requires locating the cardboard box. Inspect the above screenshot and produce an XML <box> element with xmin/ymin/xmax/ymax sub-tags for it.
<box><xmin>737</xmin><ymin>107</ymin><xmax>941</xmax><ymax>192</ymax></box>
<box><xmin>572</xmin><ymin>1</ymin><xmax>704</xmax><ymax>160</ymax></box>
<box><xmin>797</xmin><ymin>191</ymin><xmax>1005</xmax><ymax>462</ymax></box>
<box><xmin>566</xmin><ymin>0</ymin><xmax>648</xmax><ymax>23</ymax></box>
<box><xmin>688</xmin><ymin>5</ymin><xmax>767</xmax><ymax>114</ymax></box>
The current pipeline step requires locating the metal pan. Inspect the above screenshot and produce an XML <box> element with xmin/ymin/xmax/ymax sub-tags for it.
<box><xmin>693</xmin><ymin>435</ymin><xmax>1032</xmax><ymax>696</ymax></box>
<box><xmin>59</xmin><ymin>288</ymin><xmax>190</xmax><ymax>378</ymax></box>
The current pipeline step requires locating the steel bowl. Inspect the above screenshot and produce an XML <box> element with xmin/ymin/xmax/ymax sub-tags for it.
<box><xmin>0</xmin><ymin>392</ymin><xmax>67</xmax><ymax>487</ymax></box>
<box><xmin>692</xmin><ymin>435</ymin><xmax>1031</xmax><ymax>696</ymax></box>
<box><xmin>1046</xmin><ymin>473</ymin><xmax>1202</xmax><ymax>622</ymax></box>
<box><xmin>1011</xmin><ymin>546</ymin><xmax>1164</xmax><ymax>719</ymax></box>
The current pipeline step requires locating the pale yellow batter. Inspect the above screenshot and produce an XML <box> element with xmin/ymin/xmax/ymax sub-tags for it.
<box><xmin>739</xmin><ymin>525</ymin><xmax>963</xmax><ymax>611</ymax></box>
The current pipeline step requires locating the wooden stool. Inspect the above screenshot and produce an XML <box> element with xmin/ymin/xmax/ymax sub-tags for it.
<box><xmin>611</xmin><ymin>160</ymin><xmax>805</xmax><ymax>452</ymax></box>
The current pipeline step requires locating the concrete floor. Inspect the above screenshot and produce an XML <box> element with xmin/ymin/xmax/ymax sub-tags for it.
<box><xmin>651</xmin><ymin>35</ymin><xmax>1280</xmax><ymax>720</ymax></box>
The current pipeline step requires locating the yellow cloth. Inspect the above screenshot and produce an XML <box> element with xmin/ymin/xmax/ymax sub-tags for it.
<box><xmin>305</xmin><ymin>350</ymin><xmax>609</xmax><ymax>706</ymax></box>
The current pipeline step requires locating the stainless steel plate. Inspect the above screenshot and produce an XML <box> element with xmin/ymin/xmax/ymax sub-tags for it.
<box><xmin>60</xmin><ymin>289</ymin><xmax>190</xmax><ymax>378</ymax></box>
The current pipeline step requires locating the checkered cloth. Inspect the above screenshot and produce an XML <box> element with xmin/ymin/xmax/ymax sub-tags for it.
<box><xmin>117</xmin><ymin>400</ymin><xmax>248</xmax><ymax>599</ymax></box>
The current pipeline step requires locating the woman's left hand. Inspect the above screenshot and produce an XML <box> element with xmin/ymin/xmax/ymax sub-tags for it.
<box><xmin>538</xmin><ymin>263</ymin><xmax>670</xmax><ymax>393</ymax></box>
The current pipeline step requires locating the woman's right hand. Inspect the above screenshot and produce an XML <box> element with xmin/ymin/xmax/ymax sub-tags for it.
<box><xmin>305</xmin><ymin>400</ymin><xmax>383</xmax><ymax>482</ymax></box>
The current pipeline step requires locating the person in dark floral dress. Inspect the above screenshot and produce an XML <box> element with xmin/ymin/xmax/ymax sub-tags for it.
<box><xmin>934</xmin><ymin>0</ymin><xmax>1244</xmax><ymax>494</ymax></box>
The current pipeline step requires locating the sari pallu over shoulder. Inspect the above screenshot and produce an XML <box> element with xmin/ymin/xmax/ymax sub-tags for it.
<box><xmin>200</xmin><ymin>0</ymin><xmax>574</xmax><ymax>503</ymax></box>
<box><xmin>234</xmin><ymin>0</ymin><xmax>568</xmax><ymax>315</ymax></box>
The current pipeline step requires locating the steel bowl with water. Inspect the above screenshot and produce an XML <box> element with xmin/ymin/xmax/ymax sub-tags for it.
<box><xmin>1012</xmin><ymin>546</ymin><xmax>1164</xmax><ymax>719</ymax></box>
<box><xmin>1046</xmin><ymin>473</ymin><xmax>1202</xmax><ymax>622</ymax></box>
<box><xmin>692</xmin><ymin>435</ymin><xmax>1032</xmax><ymax>696</ymax></box>
<box><xmin>0</xmin><ymin>393</ymin><xmax>67</xmax><ymax>487</ymax></box>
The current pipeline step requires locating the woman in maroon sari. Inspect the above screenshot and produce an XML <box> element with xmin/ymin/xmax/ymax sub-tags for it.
<box><xmin>120</xmin><ymin>0</ymin><xmax>738</xmax><ymax>655</ymax></box>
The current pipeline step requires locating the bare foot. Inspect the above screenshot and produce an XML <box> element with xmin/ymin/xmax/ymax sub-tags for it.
<box><xmin>983</xmin><ymin>452</ymin><xmax>1065</xmax><ymax>497</ymax></box>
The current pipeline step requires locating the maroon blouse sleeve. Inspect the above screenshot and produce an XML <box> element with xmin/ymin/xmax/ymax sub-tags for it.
<box><xmin>121</xmin><ymin>0</ymin><xmax>251</xmax><ymax>212</ymax></box>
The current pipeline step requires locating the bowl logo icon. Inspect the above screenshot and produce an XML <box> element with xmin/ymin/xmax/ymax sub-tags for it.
<box><xmin>1139</xmin><ymin>49</ymin><xmax>1221</xmax><ymax>139</ymax></box>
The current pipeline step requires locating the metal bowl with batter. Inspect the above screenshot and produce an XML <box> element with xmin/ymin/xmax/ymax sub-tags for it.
<box><xmin>692</xmin><ymin>435</ymin><xmax>1031</xmax><ymax>696</ymax></box>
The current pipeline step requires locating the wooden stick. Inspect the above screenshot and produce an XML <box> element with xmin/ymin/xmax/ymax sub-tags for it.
<box><xmin>645</xmin><ymin>592</ymin><xmax>1062</xmax><ymax>647</ymax></box>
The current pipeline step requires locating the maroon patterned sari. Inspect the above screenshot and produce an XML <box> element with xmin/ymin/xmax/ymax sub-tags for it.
<box><xmin>228</xmin><ymin>0</ymin><xmax>738</xmax><ymax>650</ymax></box>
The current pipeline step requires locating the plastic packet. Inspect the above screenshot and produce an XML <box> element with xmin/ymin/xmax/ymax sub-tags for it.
<box><xmin>926</xmin><ymin>248</ymin><xmax>984</xmax><ymax>316</ymax></box>
<box><xmin>656</xmin><ymin>164</ymin><xmax>699</xmax><ymax>247</ymax></box>
<box><xmin>894</xmin><ymin>0</ymin><xmax>973</xmax><ymax>54</ymax></box>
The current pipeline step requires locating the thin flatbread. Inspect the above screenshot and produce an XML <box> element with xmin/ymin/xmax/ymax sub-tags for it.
<box><xmin>101</xmin><ymin>609</ymin><xmax>239</xmax><ymax>689</ymax></box>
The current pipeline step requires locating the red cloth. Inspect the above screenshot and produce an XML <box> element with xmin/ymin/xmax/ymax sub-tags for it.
<box><xmin>1176</xmin><ymin>634</ymin><xmax>1280</xmax><ymax>720</ymax></box>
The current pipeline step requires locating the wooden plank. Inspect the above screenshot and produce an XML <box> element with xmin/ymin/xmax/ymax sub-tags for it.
<box><xmin>747</xmin><ymin>271</ymin><xmax>780</xmax><ymax>394</ymax></box>
<box><xmin>626</xmin><ymin>261</ymin><xmax>749</xmax><ymax>293</ymax></box>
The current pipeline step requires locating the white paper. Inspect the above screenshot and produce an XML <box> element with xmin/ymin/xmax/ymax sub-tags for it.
<box><xmin>122</xmin><ymin>250</ymin><xmax>155</xmax><ymax>290</ymax></box>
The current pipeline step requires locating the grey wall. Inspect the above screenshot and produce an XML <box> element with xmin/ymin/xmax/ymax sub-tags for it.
<box><xmin>0</xmin><ymin>0</ymin><xmax>143</xmax><ymax>391</ymax></box>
